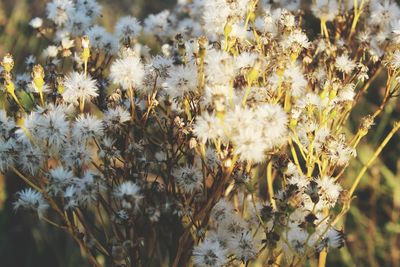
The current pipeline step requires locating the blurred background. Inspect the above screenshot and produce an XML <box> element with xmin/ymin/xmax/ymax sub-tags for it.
<box><xmin>0</xmin><ymin>0</ymin><xmax>399</xmax><ymax>266</ymax></box>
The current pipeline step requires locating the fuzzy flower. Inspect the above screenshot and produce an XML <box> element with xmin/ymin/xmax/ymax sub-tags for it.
<box><xmin>317</xmin><ymin>228</ymin><xmax>345</xmax><ymax>252</ymax></box>
<box><xmin>115</xmin><ymin>16</ymin><xmax>142</xmax><ymax>43</ymax></box>
<box><xmin>283</xmin><ymin>65</ymin><xmax>308</xmax><ymax>97</ymax></box>
<box><xmin>317</xmin><ymin>176</ymin><xmax>342</xmax><ymax>208</ymax></box>
<box><xmin>173</xmin><ymin>165</ymin><xmax>203</xmax><ymax>194</ymax></box>
<box><xmin>143</xmin><ymin>10</ymin><xmax>171</xmax><ymax>38</ymax></box>
<box><xmin>283</xmin><ymin>226</ymin><xmax>309</xmax><ymax>257</ymax></box>
<box><xmin>74</xmin><ymin>171</ymin><xmax>104</xmax><ymax>206</ymax></box>
<box><xmin>390</xmin><ymin>50</ymin><xmax>400</xmax><ymax>69</ymax></box>
<box><xmin>227</xmin><ymin>231</ymin><xmax>257</xmax><ymax>262</ymax></box>
<box><xmin>282</xmin><ymin>29</ymin><xmax>310</xmax><ymax>52</ymax></box>
<box><xmin>370</xmin><ymin>0</ymin><xmax>400</xmax><ymax>26</ymax></box>
<box><xmin>205</xmin><ymin>50</ymin><xmax>235</xmax><ymax>86</ymax></box>
<box><xmin>114</xmin><ymin>181</ymin><xmax>143</xmax><ymax>210</ymax></box>
<box><xmin>86</xmin><ymin>26</ymin><xmax>117</xmax><ymax>54</ymax></box>
<box><xmin>165</xmin><ymin>63</ymin><xmax>198</xmax><ymax>98</ymax></box>
<box><xmin>192</xmin><ymin>238</ymin><xmax>227</xmax><ymax>267</ymax></box>
<box><xmin>65</xmin><ymin>10</ymin><xmax>91</xmax><ymax>36</ymax></box>
<box><xmin>72</xmin><ymin>114</ymin><xmax>104</xmax><ymax>142</ymax></box>
<box><xmin>110</xmin><ymin>55</ymin><xmax>145</xmax><ymax>91</ymax></box>
<box><xmin>62</xmin><ymin>72</ymin><xmax>99</xmax><ymax>105</ymax></box>
<box><xmin>46</xmin><ymin>0</ymin><xmax>74</xmax><ymax>26</ymax></box>
<box><xmin>76</xmin><ymin>0</ymin><xmax>102</xmax><ymax>21</ymax></box>
<box><xmin>14</xmin><ymin>188</ymin><xmax>49</xmax><ymax>218</ymax></box>
<box><xmin>0</xmin><ymin>109</ymin><xmax>16</xmax><ymax>138</ymax></box>
<box><xmin>103</xmin><ymin>107</ymin><xmax>131</xmax><ymax>130</ymax></box>
<box><xmin>0</xmin><ymin>140</ymin><xmax>15</xmax><ymax>173</ymax></box>
<box><xmin>193</xmin><ymin>113</ymin><xmax>224</xmax><ymax>143</ymax></box>
<box><xmin>48</xmin><ymin>166</ymin><xmax>74</xmax><ymax>195</ymax></box>
<box><xmin>36</xmin><ymin>106</ymin><xmax>69</xmax><ymax>150</ymax></box>
<box><xmin>63</xmin><ymin>142</ymin><xmax>92</xmax><ymax>168</ymax></box>
<box><xmin>18</xmin><ymin>145</ymin><xmax>45</xmax><ymax>175</ymax></box>
<box><xmin>257</xmin><ymin>103</ymin><xmax>288</xmax><ymax>143</ymax></box>
<box><xmin>335</xmin><ymin>55</ymin><xmax>357</xmax><ymax>74</ymax></box>
<box><xmin>29</xmin><ymin>17</ymin><xmax>43</xmax><ymax>29</ymax></box>
<box><xmin>211</xmin><ymin>199</ymin><xmax>235</xmax><ymax>223</ymax></box>
<box><xmin>63</xmin><ymin>185</ymin><xmax>79</xmax><ymax>209</ymax></box>
<box><xmin>233</xmin><ymin>127</ymin><xmax>268</xmax><ymax>163</ymax></box>
<box><xmin>311</xmin><ymin>0</ymin><xmax>339</xmax><ymax>22</ymax></box>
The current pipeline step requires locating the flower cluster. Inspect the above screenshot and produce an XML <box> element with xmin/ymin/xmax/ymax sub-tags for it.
<box><xmin>1</xmin><ymin>0</ymin><xmax>400</xmax><ymax>266</ymax></box>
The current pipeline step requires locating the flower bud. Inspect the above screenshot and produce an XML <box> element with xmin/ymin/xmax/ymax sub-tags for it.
<box><xmin>1</xmin><ymin>53</ymin><xmax>14</xmax><ymax>72</ymax></box>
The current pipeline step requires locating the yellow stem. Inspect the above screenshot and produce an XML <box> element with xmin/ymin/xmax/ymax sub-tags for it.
<box><xmin>11</xmin><ymin>166</ymin><xmax>42</xmax><ymax>192</ymax></box>
<box><xmin>266</xmin><ymin>161</ymin><xmax>276</xmax><ymax>209</ymax></box>
<box><xmin>242</xmin><ymin>85</ymin><xmax>252</xmax><ymax>106</ymax></box>
<box><xmin>79</xmin><ymin>97</ymin><xmax>85</xmax><ymax>113</ymax></box>
<box><xmin>128</xmin><ymin>86</ymin><xmax>136</xmax><ymax>120</ymax></box>
<box><xmin>289</xmin><ymin>138</ymin><xmax>304</xmax><ymax>175</ymax></box>
<box><xmin>348</xmin><ymin>121</ymin><xmax>400</xmax><ymax>197</ymax></box>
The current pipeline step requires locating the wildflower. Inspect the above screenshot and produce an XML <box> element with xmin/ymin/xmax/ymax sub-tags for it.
<box><xmin>72</xmin><ymin>114</ymin><xmax>104</xmax><ymax>142</ymax></box>
<box><xmin>29</xmin><ymin>17</ymin><xmax>43</xmax><ymax>29</ymax></box>
<box><xmin>114</xmin><ymin>181</ymin><xmax>143</xmax><ymax>210</ymax></box>
<box><xmin>48</xmin><ymin>166</ymin><xmax>74</xmax><ymax>195</ymax></box>
<box><xmin>211</xmin><ymin>199</ymin><xmax>235</xmax><ymax>223</ymax></box>
<box><xmin>390</xmin><ymin>50</ymin><xmax>400</xmax><ymax>69</ymax></box>
<box><xmin>317</xmin><ymin>228</ymin><xmax>345</xmax><ymax>252</ymax></box>
<box><xmin>143</xmin><ymin>10</ymin><xmax>171</xmax><ymax>38</ymax></box>
<box><xmin>192</xmin><ymin>238</ymin><xmax>227</xmax><ymax>267</ymax></box>
<box><xmin>335</xmin><ymin>55</ymin><xmax>356</xmax><ymax>74</ymax></box>
<box><xmin>282</xmin><ymin>30</ymin><xmax>310</xmax><ymax>53</ymax></box>
<box><xmin>115</xmin><ymin>16</ymin><xmax>142</xmax><ymax>43</ymax></box>
<box><xmin>370</xmin><ymin>0</ymin><xmax>400</xmax><ymax>26</ymax></box>
<box><xmin>46</xmin><ymin>0</ymin><xmax>74</xmax><ymax>26</ymax></box>
<box><xmin>233</xmin><ymin>127</ymin><xmax>268</xmax><ymax>163</ymax></box>
<box><xmin>76</xmin><ymin>0</ymin><xmax>102</xmax><ymax>21</ymax></box>
<box><xmin>193</xmin><ymin>113</ymin><xmax>224</xmax><ymax>143</ymax></box>
<box><xmin>18</xmin><ymin>145</ymin><xmax>45</xmax><ymax>175</ymax></box>
<box><xmin>63</xmin><ymin>142</ymin><xmax>92</xmax><ymax>168</ymax></box>
<box><xmin>103</xmin><ymin>107</ymin><xmax>131</xmax><ymax>130</ymax></box>
<box><xmin>205</xmin><ymin>148</ymin><xmax>220</xmax><ymax>169</ymax></box>
<box><xmin>75</xmin><ymin>170</ymin><xmax>104</xmax><ymax>206</ymax></box>
<box><xmin>173</xmin><ymin>165</ymin><xmax>203</xmax><ymax>194</ymax></box>
<box><xmin>311</xmin><ymin>0</ymin><xmax>339</xmax><ymax>22</ymax></box>
<box><xmin>282</xmin><ymin>65</ymin><xmax>308</xmax><ymax>97</ymax></box>
<box><xmin>287</xmin><ymin>173</ymin><xmax>309</xmax><ymax>190</ymax></box>
<box><xmin>86</xmin><ymin>26</ymin><xmax>117</xmax><ymax>54</ymax></box>
<box><xmin>14</xmin><ymin>188</ymin><xmax>49</xmax><ymax>218</ymax></box>
<box><xmin>0</xmin><ymin>140</ymin><xmax>15</xmax><ymax>173</ymax></box>
<box><xmin>285</xmin><ymin>226</ymin><xmax>308</xmax><ymax>256</ymax></box>
<box><xmin>25</xmin><ymin>55</ymin><xmax>36</xmax><ymax>67</ymax></box>
<box><xmin>228</xmin><ymin>231</ymin><xmax>257</xmax><ymax>262</ymax></box>
<box><xmin>63</xmin><ymin>185</ymin><xmax>79</xmax><ymax>209</ymax></box>
<box><xmin>327</xmin><ymin>135</ymin><xmax>356</xmax><ymax>165</ymax></box>
<box><xmin>234</xmin><ymin>52</ymin><xmax>258</xmax><ymax>74</ymax></box>
<box><xmin>110</xmin><ymin>55</ymin><xmax>145</xmax><ymax>91</ymax></box>
<box><xmin>65</xmin><ymin>9</ymin><xmax>91</xmax><ymax>36</ymax></box>
<box><xmin>62</xmin><ymin>72</ymin><xmax>99</xmax><ymax>105</ymax></box>
<box><xmin>165</xmin><ymin>63</ymin><xmax>198</xmax><ymax>98</ymax></box>
<box><xmin>37</xmin><ymin>106</ymin><xmax>69</xmax><ymax>150</ymax></box>
<box><xmin>218</xmin><ymin>214</ymin><xmax>248</xmax><ymax>238</ymax></box>
<box><xmin>205</xmin><ymin>50</ymin><xmax>234</xmax><ymax>86</ymax></box>
<box><xmin>202</xmin><ymin>0</ymin><xmax>230</xmax><ymax>38</ymax></box>
<box><xmin>42</xmin><ymin>45</ymin><xmax>58</xmax><ymax>58</ymax></box>
<box><xmin>256</xmin><ymin>103</ymin><xmax>288</xmax><ymax>142</ymax></box>
<box><xmin>0</xmin><ymin>109</ymin><xmax>16</xmax><ymax>138</ymax></box>
<box><xmin>317</xmin><ymin>176</ymin><xmax>342</xmax><ymax>208</ymax></box>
